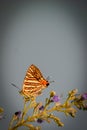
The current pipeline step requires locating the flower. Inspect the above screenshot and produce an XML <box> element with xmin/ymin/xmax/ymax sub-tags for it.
<box><xmin>0</xmin><ymin>107</ymin><xmax>4</xmax><ymax>113</ymax></box>
<box><xmin>52</xmin><ymin>95</ymin><xmax>60</xmax><ymax>102</ymax></box>
<box><xmin>81</xmin><ymin>93</ymin><xmax>87</xmax><ymax>100</ymax></box>
<box><xmin>37</xmin><ymin>118</ymin><xmax>43</xmax><ymax>123</ymax></box>
<box><xmin>39</xmin><ymin>105</ymin><xmax>44</xmax><ymax>111</ymax></box>
<box><xmin>14</xmin><ymin>111</ymin><xmax>22</xmax><ymax>119</ymax></box>
<box><xmin>0</xmin><ymin>114</ymin><xmax>4</xmax><ymax>120</ymax></box>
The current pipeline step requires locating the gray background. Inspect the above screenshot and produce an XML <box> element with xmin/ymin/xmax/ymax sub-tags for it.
<box><xmin>0</xmin><ymin>0</ymin><xmax>87</xmax><ymax>130</ymax></box>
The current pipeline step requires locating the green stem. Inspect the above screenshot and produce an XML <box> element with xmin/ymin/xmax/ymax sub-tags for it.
<box><xmin>8</xmin><ymin>116</ymin><xmax>15</xmax><ymax>130</ymax></box>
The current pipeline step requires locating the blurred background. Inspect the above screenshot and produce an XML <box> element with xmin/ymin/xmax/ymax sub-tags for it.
<box><xmin>0</xmin><ymin>0</ymin><xmax>87</xmax><ymax>129</ymax></box>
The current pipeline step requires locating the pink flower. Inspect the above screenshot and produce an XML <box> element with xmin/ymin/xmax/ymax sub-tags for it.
<box><xmin>37</xmin><ymin>118</ymin><xmax>43</xmax><ymax>123</ymax></box>
<box><xmin>52</xmin><ymin>95</ymin><xmax>60</xmax><ymax>102</ymax></box>
<box><xmin>39</xmin><ymin>105</ymin><xmax>44</xmax><ymax>110</ymax></box>
<box><xmin>15</xmin><ymin>111</ymin><xmax>22</xmax><ymax>119</ymax></box>
<box><xmin>82</xmin><ymin>93</ymin><xmax>87</xmax><ymax>100</ymax></box>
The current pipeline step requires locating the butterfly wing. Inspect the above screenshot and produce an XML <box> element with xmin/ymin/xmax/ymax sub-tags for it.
<box><xmin>22</xmin><ymin>64</ymin><xmax>48</xmax><ymax>97</ymax></box>
<box><xmin>25</xmin><ymin>64</ymin><xmax>44</xmax><ymax>80</ymax></box>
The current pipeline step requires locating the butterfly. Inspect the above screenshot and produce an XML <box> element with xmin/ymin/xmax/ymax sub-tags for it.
<box><xmin>20</xmin><ymin>64</ymin><xmax>50</xmax><ymax>98</ymax></box>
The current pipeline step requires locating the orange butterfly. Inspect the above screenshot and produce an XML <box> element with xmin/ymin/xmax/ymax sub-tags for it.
<box><xmin>20</xmin><ymin>64</ymin><xmax>49</xmax><ymax>98</ymax></box>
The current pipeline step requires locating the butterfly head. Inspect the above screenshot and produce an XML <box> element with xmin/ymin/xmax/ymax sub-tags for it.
<box><xmin>46</xmin><ymin>80</ymin><xmax>50</xmax><ymax>86</ymax></box>
<box><xmin>40</xmin><ymin>79</ymin><xmax>49</xmax><ymax>87</ymax></box>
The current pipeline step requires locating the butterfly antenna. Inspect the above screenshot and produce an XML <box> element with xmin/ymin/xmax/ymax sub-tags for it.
<box><xmin>49</xmin><ymin>80</ymin><xmax>55</xmax><ymax>83</ymax></box>
<box><xmin>46</xmin><ymin>76</ymin><xmax>54</xmax><ymax>83</ymax></box>
<box><xmin>46</xmin><ymin>76</ymin><xmax>50</xmax><ymax>81</ymax></box>
<box><xmin>11</xmin><ymin>83</ymin><xmax>20</xmax><ymax>90</ymax></box>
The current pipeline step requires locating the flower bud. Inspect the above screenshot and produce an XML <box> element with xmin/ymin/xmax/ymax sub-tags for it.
<box><xmin>50</xmin><ymin>91</ymin><xmax>56</xmax><ymax>97</ymax></box>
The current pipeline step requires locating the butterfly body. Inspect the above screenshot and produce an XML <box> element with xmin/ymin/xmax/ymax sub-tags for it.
<box><xmin>21</xmin><ymin>64</ymin><xmax>49</xmax><ymax>98</ymax></box>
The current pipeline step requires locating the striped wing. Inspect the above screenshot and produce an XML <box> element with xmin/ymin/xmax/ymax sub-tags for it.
<box><xmin>24</xmin><ymin>64</ymin><xmax>44</xmax><ymax>80</ymax></box>
<box><xmin>22</xmin><ymin>64</ymin><xmax>47</xmax><ymax>97</ymax></box>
